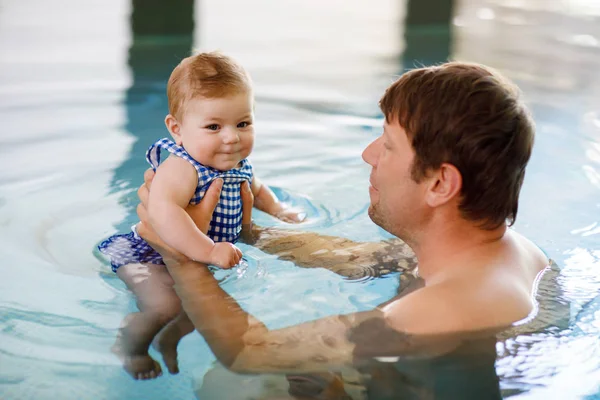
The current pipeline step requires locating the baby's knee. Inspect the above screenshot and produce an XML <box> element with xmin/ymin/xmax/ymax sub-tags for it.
<box><xmin>141</xmin><ymin>294</ymin><xmax>182</xmax><ymax>323</ymax></box>
<box><xmin>152</xmin><ymin>300</ymin><xmax>182</xmax><ymax>323</ymax></box>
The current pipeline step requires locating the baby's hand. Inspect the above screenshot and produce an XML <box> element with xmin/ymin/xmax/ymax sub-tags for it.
<box><xmin>275</xmin><ymin>204</ymin><xmax>306</xmax><ymax>224</ymax></box>
<box><xmin>209</xmin><ymin>242</ymin><xmax>243</xmax><ymax>269</ymax></box>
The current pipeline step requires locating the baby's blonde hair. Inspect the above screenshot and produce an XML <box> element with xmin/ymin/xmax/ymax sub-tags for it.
<box><xmin>167</xmin><ymin>51</ymin><xmax>252</xmax><ymax>121</ymax></box>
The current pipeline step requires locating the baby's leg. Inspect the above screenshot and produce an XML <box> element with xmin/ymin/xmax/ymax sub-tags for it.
<box><xmin>153</xmin><ymin>311</ymin><xmax>195</xmax><ymax>374</ymax></box>
<box><xmin>113</xmin><ymin>263</ymin><xmax>181</xmax><ymax>380</ymax></box>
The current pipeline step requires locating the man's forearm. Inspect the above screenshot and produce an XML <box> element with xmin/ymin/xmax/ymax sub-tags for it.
<box><xmin>244</xmin><ymin>226</ymin><xmax>418</xmax><ymax>278</ymax></box>
<box><xmin>164</xmin><ymin>260</ymin><xmax>256</xmax><ymax>366</ymax></box>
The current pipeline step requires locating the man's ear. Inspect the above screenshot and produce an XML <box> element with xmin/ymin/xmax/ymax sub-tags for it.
<box><xmin>425</xmin><ymin>163</ymin><xmax>462</xmax><ymax>208</ymax></box>
<box><xmin>165</xmin><ymin>114</ymin><xmax>183</xmax><ymax>145</ymax></box>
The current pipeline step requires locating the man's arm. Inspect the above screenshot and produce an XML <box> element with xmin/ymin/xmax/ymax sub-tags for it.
<box><xmin>138</xmin><ymin>235</ymin><xmax>460</xmax><ymax>374</ymax></box>
<box><xmin>136</xmin><ymin>180</ymin><xmax>458</xmax><ymax>374</ymax></box>
<box><xmin>162</xmin><ymin>258</ymin><xmax>373</xmax><ymax>373</ymax></box>
<box><xmin>247</xmin><ymin>227</ymin><xmax>418</xmax><ymax>279</ymax></box>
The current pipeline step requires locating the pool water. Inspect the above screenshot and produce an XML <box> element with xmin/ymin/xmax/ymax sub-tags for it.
<box><xmin>0</xmin><ymin>0</ymin><xmax>599</xmax><ymax>399</ymax></box>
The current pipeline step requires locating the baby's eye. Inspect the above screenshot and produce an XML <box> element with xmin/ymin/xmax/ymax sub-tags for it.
<box><xmin>206</xmin><ymin>124</ymin><xmax>220</xmax><ymax>131</ymax></box>
<box><xmin>237</xmin><ymin>121</ymin><xmax>251</xmax><ymax>128</ymax></box>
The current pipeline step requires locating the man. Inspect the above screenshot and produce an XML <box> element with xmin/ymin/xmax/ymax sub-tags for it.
<box><xmin>136</xmin><ymin>62</ymin><xmax>549</xmax><ymax>396</ymax></box>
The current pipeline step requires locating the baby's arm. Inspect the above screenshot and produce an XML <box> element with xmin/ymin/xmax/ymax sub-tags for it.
<box><xmin>251</xmin><ymin>177</ymin><xmax>305</xmax><ymax>223</ymax></box>
<box><xmin>148</xmin><ymin>156</ymin><xmax>241</xmax><ymax>268</ymax></box>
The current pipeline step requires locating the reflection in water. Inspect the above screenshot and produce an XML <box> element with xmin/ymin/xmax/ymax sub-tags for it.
<box><xmin>403</xmin><ymin>0</ymin><xmax>454</xmax><ymax>70</ymax></box>
<box><xmin>359</xmin><ymin>337</ymin><xmax>500</xmax><ymax>400</ymax></box>
<box><xmin>110</xmin><ymin>0</ymin><xmax>195</xmax><ymax>233</ymax></box>
<box><xmin>197</xmin><ymin>334</ymin><xmax>502</xmax><ymax>400</ymax></box>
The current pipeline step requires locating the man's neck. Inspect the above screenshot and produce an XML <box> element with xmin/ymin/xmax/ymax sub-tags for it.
<box><xmin>410</xmin><ymin>219</ymin><xmax>507</xmax><ymax>283</ymax></box>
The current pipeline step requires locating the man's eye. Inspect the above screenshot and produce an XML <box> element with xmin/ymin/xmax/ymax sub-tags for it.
<box><xmin>237</xmin><ymin>121</ymin><xmax>251</xmax><ymax>128</ymax></box>
<box><xmin>206</xmin><ymin>124</ymin><xmax>220</xmax><ymax>131</ymax></box>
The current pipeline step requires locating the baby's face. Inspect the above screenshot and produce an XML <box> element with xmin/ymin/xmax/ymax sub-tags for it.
<box><xmin>172</xmin><ymin>92</ymin><xmax>255</xmax><ymax>171</ymax></box>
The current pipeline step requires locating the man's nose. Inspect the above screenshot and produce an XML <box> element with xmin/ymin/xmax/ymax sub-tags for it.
<box><xmin>222</xmin><ymin>128</ymin><xmax>240</xmax><ymax>144</ymax></box>
<box><xmin>362</xmin><ymin>138</ymin><xmax>378</xmax><ymax>166</ymax></box>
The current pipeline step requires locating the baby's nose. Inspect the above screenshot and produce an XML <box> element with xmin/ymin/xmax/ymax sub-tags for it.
<box><xmin>222</xmin><ymin>128</ymin><xmax>240</xmax><ymax>144</ymax></box>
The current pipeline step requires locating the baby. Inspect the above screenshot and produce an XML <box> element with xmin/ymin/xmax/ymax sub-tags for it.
<box><xmin>98</xmin><ymin>52</ymin><xmax>303</xmax><ymax>380</ymax></box>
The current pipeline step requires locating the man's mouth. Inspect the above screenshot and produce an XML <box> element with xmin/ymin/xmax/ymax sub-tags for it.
<box><xmin>369</xmin><ymin>177</ymin><xmax>377</xmax><ymax>191</ymax></box>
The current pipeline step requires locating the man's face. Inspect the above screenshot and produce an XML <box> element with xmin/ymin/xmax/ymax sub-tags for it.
<box><xmin>362</xmin><ymin>119</ymin><xmax>427</xmax><ymax>242</ymax></box>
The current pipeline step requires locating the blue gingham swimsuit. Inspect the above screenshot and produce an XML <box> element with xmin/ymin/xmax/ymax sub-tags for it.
<box><xmin>98</xmin><ymin>138</ymin><xmax>253</xmax><ymax>272</ymax></box>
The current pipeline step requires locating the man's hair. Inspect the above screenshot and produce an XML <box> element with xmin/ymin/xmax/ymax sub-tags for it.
<box><xmin>167</xmin><ymin>51</ymin><xmax>252</xmax><ymax>121</ymax></box>
<box><xmin>379</xmin><ymin>62</ymin><xmax>535</xmax><ymax>229</ymax></box>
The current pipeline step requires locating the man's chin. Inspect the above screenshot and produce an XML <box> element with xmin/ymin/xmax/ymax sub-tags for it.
<box><xmin>367</xmin><ymin>205</ymin><xmax>379</xmax><ymax>224</ymax></box>
<box><xmin>368</xmin><ymin>205</ymin><xmax>392</xmax><ymax>233</ymax></box>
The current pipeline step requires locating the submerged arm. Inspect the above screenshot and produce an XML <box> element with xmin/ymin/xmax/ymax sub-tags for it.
<box><xmin>164</xmin><ymin>258</ymin><xmax>373</xmax><ymax>373</ymax></box>
<box><xmin>245</xmin><ymin>225</ymin><xmax>418</xmax><ymax>279</ymax></box>
<box><xmin>137</xmin><ymin>179</ymin><xmax>449</xmax><ymax>374</ymax></box>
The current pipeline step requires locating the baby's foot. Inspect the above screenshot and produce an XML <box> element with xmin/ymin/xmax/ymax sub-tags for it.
<box><xmin>152</xmin><ymin>323</ymin><xmax>184</xmax><ymax>375</ymax></box>
<box><xmin>111</xmin><ymin>341</ymin><xmax>162</xmax><ymax>380</ymax></box>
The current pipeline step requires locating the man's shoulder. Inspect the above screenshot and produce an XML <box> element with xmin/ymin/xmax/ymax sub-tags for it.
<box><xmin>381</xmin><ymin>230</ymin><xmax>548</xmax><ymax>335</ymax></box>
<box><xmin>381</xmin><ymin>284</ymin><xmax>474</xmax><ymax>335</ymax></box>
<box><xmin>507</xmin><ymin>229</ymin><xmax>548</xmax><ymax>274</ymax></box>
<box><xmin>382</xmin><ymin>273</ymin><xmax>533</xmax><ymax>335</ymax></box>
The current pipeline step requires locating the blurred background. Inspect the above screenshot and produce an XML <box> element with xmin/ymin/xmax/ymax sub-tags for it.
<box><xmin>1</xmin><ymin>0</ymin><xmax>599</xmax><ymax>399</ymax></box>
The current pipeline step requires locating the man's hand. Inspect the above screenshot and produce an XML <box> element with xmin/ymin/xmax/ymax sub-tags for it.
<box><xmin>137</xmin><ymin>169</ymin><xmax>225</xmax><ymax>263</ymax></box>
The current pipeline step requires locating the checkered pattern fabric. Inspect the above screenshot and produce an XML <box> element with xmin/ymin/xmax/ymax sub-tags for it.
<box><xmin>98</xmin><ymin>138</ymin><xmax>253</xmax><ymax>271</ymax></box>
<box><xmin>98</xmin><ymin>228</ymin><xmax>165</xmax><ymax>272</ymax></box>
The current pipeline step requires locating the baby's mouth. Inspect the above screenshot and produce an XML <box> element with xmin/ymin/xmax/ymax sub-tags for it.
<box><xmin>220</xmin><ymin>148</ymin><xmax>240</xmax><ymax>155</ymax></box>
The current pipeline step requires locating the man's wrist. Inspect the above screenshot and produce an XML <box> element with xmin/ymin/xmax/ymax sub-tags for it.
<box><xmin>240</xmin><ymin>219</ymin><xmax>258</xmax><ymax>244</ymax></box>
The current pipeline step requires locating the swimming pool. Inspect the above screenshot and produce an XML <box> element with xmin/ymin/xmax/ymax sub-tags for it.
<box><xmin>0</xmin><ymin>0</ymin><xmax>599</xmax><ymax>398</ymax></box>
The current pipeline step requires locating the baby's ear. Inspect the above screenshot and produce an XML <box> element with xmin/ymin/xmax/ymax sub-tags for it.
<box><xmin>165</xmin><ymin>114</ymin><xmax>183</xmax><ymax>145</ymax></box>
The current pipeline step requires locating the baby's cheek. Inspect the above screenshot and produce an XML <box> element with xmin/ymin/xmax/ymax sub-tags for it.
<box><xmin>245</xmin><ymin>136</ymin><xmax>255</xmax><ymax>152</ymax></box>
